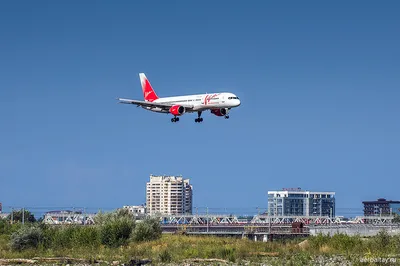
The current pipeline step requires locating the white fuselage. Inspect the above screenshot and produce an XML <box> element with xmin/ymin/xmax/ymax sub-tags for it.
<box><xmin>145</xmin><ymin>92</ymin><xmax>241</xmax><ymax>113</ymax></box>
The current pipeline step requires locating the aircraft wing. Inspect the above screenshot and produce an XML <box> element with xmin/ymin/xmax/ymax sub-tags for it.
<box><xmin>118</xmin><ymin>98</ymin><xmax>194</xmax><ymax>111</ymax></box>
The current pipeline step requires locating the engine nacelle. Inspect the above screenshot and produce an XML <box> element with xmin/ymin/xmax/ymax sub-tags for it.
<box><xmin>211</xmin><ymin>108</ymin><xmax>228</xmax><ymax>117</ymax></box>
<box><xmin>169</xmin><ymin>105</ymin><xmax>186</xmax><ymax>116</ymax></box>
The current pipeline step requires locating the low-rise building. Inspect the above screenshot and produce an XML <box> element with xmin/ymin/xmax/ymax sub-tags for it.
<box><xmin>122</xmin><ymin>205</ymin><xmax>146</xmax><ymax>217</ymax></box>
<box><xmin>362</xmin><ymin>198</ymin><xmax>400</xmax><ymax>216</ymax></box>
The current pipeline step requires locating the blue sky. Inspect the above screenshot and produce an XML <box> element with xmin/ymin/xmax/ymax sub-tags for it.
<box><xmin>1</xmin><ymin>1</ymin><xmax>399</xmax><ymax>217</ymax></box>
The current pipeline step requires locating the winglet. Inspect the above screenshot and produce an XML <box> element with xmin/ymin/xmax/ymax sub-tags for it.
<box><xmin>139</xmin><ymin>73</ymin><xmax>159</xmax><ymax>102</ymax></box>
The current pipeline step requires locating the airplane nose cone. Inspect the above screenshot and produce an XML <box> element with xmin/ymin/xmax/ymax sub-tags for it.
<box><xmin>235</xmin><ymin>99</ymin><xmax>241</xmax><ymax>107</ymax></box>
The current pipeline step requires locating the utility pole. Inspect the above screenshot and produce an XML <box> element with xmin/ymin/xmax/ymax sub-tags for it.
<box><xmin>11</xmin><ymin>208</ymin><xmax>13</xmax><ymax>224</ymax></box>
<box><xmin>269</xmin><ymin>216</ymin><xmax>271</xmax><ymax>233</ymax></box>
<box><xmin>206</xmin><ymin>207</ymin><xmax>209</xmax><ymax>233</ymax></box>
<box><xmin>268</xmin><ymin>215</ymin><xmax>272</xmax><ymax>242</ymax></box>
<box><xmin>22</xmin><ymin>208</ymin><xmax>25</xmax><ymax>225</ymax></box>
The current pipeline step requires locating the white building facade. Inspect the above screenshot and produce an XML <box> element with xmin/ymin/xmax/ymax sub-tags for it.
<box><xmin>268</xmin><ymin>188</ymin><xmax>335</xmax><ymax>217</ymax></box>
<box><xmin>122</xmin><ymin>205</ymin><xmax>146</xmax><ymax>217</ymax></box>
<box><xmin>146</xmin><ymin>175</ymin><xmax>193</xmax><ymax>215</ymax></box>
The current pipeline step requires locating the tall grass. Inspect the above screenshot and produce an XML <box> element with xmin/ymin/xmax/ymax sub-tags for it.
<box><xmin>308</xmin><ymin>230</ymin><xmax>400</xmax><ymax>256</ymax></box>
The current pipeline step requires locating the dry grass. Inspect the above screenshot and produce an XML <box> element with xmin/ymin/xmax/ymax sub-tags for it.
<box><xmin>1</xmin><ymin>232</ymin><xmax>400</xmax><ymax>264</ymax></box>
<box><xmin>0</xmin><ymin>234</ymin><xmax>301</xmax><ymax>263</ymax></box>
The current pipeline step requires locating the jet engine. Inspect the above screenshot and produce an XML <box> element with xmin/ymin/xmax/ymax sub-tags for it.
<box><xmin>169</xmin><ymin>105</ymin><xmax>186</xmax><ymax>116</ymax></box>
<box><xmin>211</xmin><ymin>108</ymin><xmax>228</xmax><ymax>116</ymax></box>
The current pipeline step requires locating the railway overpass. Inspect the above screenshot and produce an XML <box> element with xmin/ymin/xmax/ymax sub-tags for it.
<box><xmin>42</xmin><ymin>212</ymin><xmax>398</xmax><ymax>240</ymax></box>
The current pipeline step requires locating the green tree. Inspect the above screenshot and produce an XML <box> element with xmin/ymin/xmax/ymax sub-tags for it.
<box><xmin>8</xmin><ymin>209</ymin><xmax>36</xmax><ymax>223</ymax></box>
<box><xmin>392</xmin><ymin>213</ymin><xmax>400</xmax><ymax>223</ymax></box>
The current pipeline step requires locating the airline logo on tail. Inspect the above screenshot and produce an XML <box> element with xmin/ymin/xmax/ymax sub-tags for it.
<box><xmin>139</xmin><ymin>73</ymin><xmax>159</xmax><ymax>102</ymax></box>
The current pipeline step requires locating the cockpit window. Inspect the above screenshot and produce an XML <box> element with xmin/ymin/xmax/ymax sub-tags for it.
<box><xmin>228</xmin><ymin>96</ymin><xmax>239</xmax><ymax>100</ymax></box>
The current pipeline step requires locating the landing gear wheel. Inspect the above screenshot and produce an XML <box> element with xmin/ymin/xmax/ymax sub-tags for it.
<box><xmin>171</xmin><ymin>118</ymin><xmax>175</xmax><ymax>122</ymax></box>
<box><xmin>171</xmin><ymin>117</ymin><xmax>179</xmax><ymax>123</ymax></box>
<box><xmin>225</xmin><ymin>115</ymin><xmax>230</xmax><ymax>119</ymax></box>
<box><xmin>195</xmin><ymin>111</ymin><xmax>203</xmax><ymax>123</ymax></box>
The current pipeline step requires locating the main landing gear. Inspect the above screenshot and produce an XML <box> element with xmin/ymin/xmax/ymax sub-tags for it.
<box><xmin>195</xmin><ymin>111</ymin><xmax>203</xmax><ymax>123</ymax></box>
<box><xmin>225</xmin><ymin>115</ymin><xmax>230</xmax><ymax>119</ymax></box>
<box><xmin>171</xmin><ymin>117</ymin><xmax>179</xmax><ymax>123</ymax></box>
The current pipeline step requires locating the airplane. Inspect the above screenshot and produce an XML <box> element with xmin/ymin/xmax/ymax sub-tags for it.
<box><xmin>117</xmin><ymin>73</ymin><xmax>241</xmax><ymax>123</ymax></box>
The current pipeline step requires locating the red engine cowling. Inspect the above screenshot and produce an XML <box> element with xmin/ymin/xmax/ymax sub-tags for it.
<box><xmin>169</xmin><ymin>105</ymin><xmax>186</xmax><ymax>116</ymax></box>
<box><xmin>211</xmin><ymin>108</ymin><xmax>228</xmax><ymax>116</ymax></box>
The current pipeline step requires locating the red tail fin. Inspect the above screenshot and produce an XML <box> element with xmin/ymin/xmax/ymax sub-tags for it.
<box><xmin>139</xmin><ymin>73</ymin><xmax>159</xmax><ymax>102</ymax></box>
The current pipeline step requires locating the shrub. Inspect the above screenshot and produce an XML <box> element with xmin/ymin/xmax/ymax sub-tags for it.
<box><xmin>287</xmin><ymin>252</ymin><xmax>312</xmax><ymax>265</ymax></box>
<box><xmin>131</xmin><ymin>218</ymin><xmax>161</xmax><ymax>242</ymax></box>
<box><xmin>158</xmin><ymin>249</ymin><xmax>172</xmax><ymax>263</ymax></box>
<box><xmin>0</xmin><ymin>219</ymin><xmax>11</xmax><ymax>235</ymax></box>
<box><xmin>0</xmin><ymin>219</ymin><xmax>23</xmax><ymax>236</ymax></box>
<box><xmin>371</xmin><ymin>230</ymin><xmax>391</xmax><ymax>254</ymax></box>
<box><xmin>308</xmin><ymin>233</ymin><xmax>330</xmax><ymax>250</ymax></box>
<box><xmin>94</xmin><ymin>209</ymin><xmax>135</xmax><ymax>226</ymax></box>
<box><xmin>390</xmin><ymin>234</ymin><xmax>400</xmax><ymax>253</ymax></box>
<box><xmin>393</xmin><ymin>214</ymin><xmax>400</xmax><ymax>223</ymax></box>
<box><xmin>96</xmin><ymin>210</ymin><xmax>135</xmax><ymax>247</ymax></box>
<box><xmin>41</xmin><ymin>225</ymin><xmax>74</xmax><ymax>249</ymax></box>
<box><xmin>40</xmin><ymin>224</ymin><xmax>101</xmax><ymax>249</ymax></box>
<box><xmin>330</xmin><ymin>233</ymin><xmax>362</xmax><ymax>254</ymax></box>
<box><xmin>71</xmin><ymin>225</ymin><xmax>100</xmax><ymax>248</ymax></box>
<box><xmin>10</xmin><ymin>225</ymin><xmax>43</xmax><ymax>251</ymax></box>
<box><xmin>218</xmin><ymin>246</ymin><xmax>236</xmax><ymax>262</ymax></box>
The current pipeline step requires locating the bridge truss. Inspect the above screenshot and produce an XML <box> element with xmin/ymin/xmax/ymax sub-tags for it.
<box><xmin>43</xmin><ymin>212</ymin><xmax>95</xmax><ymax>225</ymax></box>
<box><xmin>159</xmin><ymin>214</ymin><xmax>395</xmax><ymax>225</ymax></box>
<box><xmin>42</xmin><ymin>212</ymin><xmax>395</xmax><ymax>226</ymax></box>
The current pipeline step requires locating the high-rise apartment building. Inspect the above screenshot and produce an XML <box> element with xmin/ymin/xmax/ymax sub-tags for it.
<box><xmin>146</xmin><ymin>175</ymin><xmax>193</xmax><ymax>215</ymax></box>
<box><xmin>268</xmin><ymin>188</ymin><xmax>335</xmax><ymax>217</ymax></box>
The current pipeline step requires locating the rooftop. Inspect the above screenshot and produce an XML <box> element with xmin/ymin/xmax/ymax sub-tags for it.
<box><xmin>362</xmin><ymin>198</ymin><xmax>400</xmax><ymax>204</ymax></box>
